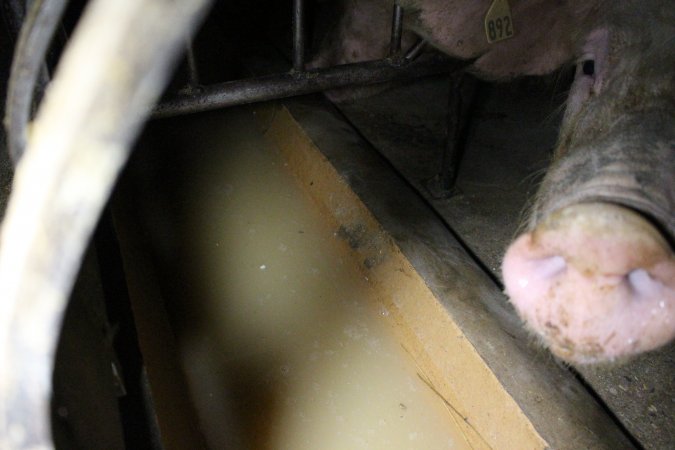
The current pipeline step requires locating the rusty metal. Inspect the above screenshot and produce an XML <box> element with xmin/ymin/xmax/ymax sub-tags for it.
<box><xmin>154</xmin><ymin>55</ymin><xmax>470</xmax><ymax>118</ymax></box>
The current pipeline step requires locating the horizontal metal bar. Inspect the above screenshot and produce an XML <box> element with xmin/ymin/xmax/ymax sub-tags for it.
<box><xmin>153</xmin><ymin>56</ymin><xmax>470</xmax><ymax>118</ymax></box>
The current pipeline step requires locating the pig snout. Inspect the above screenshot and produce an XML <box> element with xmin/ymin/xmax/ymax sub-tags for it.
<box><xmin>503</xmin><ymin>203</ymin><xmax>675</xmax><ymax>364</ymax></box>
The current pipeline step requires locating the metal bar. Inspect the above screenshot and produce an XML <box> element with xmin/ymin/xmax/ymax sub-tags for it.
<box><xmin>427</xmin><ymin>72</ymin><xmax>478</xmax><ymax>198</ymax></box>
<box><xmin>1</xmin><ymin>0</ymin><xmax>53</xmax><ymax>100</ymax></box>
<box><xmin>4</xmin><ymin>0</ymin><xmax>68</xmax><ymax>165</ymax></box>
<box><xmin>390</xmin><ymin>2</ymin><xmax>403</xmax><ymax>56</ymax></box>
<box><xmin>1</xmin><ymin>0</ymin><xmax>26</xmax><ymax>40</ymax></box>
<box><xmin>155</xmin><ymin>56</ymin><xmax>469</xmax><ymax>118</ymax></box>
<box><xmin>0</xmin><ymin>0</ymin><xmax>212</xmax><ymax>448</ymax></box>
<box><xmin>292</xmin><ymin>0</ymin><xmax>305</xmax><ymax>71</ymax></box>
<box><xmin>439</xmin><ymin>72</ymin><xmax>466</xmax><ymax>190</ymax></box>
<box><xmin>405</xmin><ymin>39</ymin><xmax>427</xmax><ymax>61</ymax></box>
<box><xmin>185</xmin><ymin>35</ymin><xmax>200</xmax><ymax>87</ymax></box>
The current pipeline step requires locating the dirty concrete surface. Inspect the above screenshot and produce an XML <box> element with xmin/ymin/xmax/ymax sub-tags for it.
<box><xmin>335</xmin><ymin>76</ymin><xmax>560</xmax><ymax>277</ymax></box>
<box><xmin>333</xmin><ymin>75</ymin><xmax>674</xmax><ymax>449</ymax></box>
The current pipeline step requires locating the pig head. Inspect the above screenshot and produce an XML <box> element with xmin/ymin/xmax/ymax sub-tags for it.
<box><xmin>502</xmin><ymin>1</ymin><xmax>675</xmax><ymax>364</ymax></box>
<box><xmin>310</xmin><ymin>0</ymin><xmax>674</xmax><ymax>364</ymax></box>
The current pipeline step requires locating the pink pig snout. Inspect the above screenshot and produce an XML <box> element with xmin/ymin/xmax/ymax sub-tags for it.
<box><xmin>502</xmin><ymin>203</ymin><xmax>675</xmax><ymax>364</ymax></box>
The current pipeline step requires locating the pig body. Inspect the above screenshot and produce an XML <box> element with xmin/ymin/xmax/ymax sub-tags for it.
<box><xmin>311</xmin><ymin>0</ymin><xmax>675</xmax><ymax>364</ymax></box>
<box><xmin>311</xmin><ymin>0</ymin><xmax>596</xmax><ymax>78</ymax></box>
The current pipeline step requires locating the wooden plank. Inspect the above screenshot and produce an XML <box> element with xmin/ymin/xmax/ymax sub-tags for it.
<box><xmin>257</xmin><ymin>104</ymin><xmax>546</xmax><ymax>449</ymax></box>
<box><xmin>253</xmin><ymin>99</ymin><xmax>635</xmax><ymax>449</ymax></box>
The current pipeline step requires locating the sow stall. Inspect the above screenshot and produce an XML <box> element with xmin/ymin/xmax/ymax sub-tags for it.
<box><xmin>0</xmin><ymin>0</ymin><xmax>670</xmax><ymax>448</ymax></box>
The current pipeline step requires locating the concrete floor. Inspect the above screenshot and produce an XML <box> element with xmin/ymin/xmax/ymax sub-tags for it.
<box><xmin>336</xmin><ymin>77</ymin><xmax>559</xmax><ymax>277</ymax></box>
<box><xmin>331</xmin><ymin>75</ymin><xmax>674</xmax><ymax>449</ymax></box>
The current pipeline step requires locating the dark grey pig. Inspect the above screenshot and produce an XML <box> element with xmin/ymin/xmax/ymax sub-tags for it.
<box><xmin>311</xmin><ymin>0</ymin><xmax>675</xmax><ymax>364</ymax></box>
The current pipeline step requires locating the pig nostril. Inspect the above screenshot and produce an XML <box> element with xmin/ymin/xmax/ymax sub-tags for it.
<box><xmin>536</xmin><ymin>255</ymin><xmax>567</xmax><ymax>279</ymax></box>
<box><xmin>627</xmin><ymin>269</ymin><xmax>660</xmax><ymax>298</ymax></box>
<box><xmin>582</xmin><ymin>59</ymin><xmax>595</xmax><ymax>76</ymax></box>
<box><xmin>512</xmin><ymin>255</ymin><xmax>566</xmax><ymax>289</ymax></box>
<box><xmin>515</xmin><ymin>256</ymin><xmax>566</xmax><ymax>289</ymax></box>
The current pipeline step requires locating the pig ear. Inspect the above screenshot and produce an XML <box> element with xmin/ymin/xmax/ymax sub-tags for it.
<box><xmin>563</xmin><ymin>28</ymin><xmax>610</xmax><ymax>123</ymax></box>
<box><xmin>578</xmin><ymin>27</ymin><xmax>610</xmax><ymax>95</ymax></box>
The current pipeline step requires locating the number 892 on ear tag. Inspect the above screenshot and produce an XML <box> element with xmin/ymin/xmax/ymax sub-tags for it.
<box><xmin>485</xmin><ymin>0</ymin><xmax>514</xmax><ymax>43</ymax></box>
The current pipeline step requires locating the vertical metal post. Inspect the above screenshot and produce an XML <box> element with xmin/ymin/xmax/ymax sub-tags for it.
<box><xmin>4</xmin><ymin>0</ymin><xmax>68</xmax><ymax>165</ymax></box>
<box><xmin>390</xmin><ymin>2</ymin><xmax>403</xmax><ymax>56</ymax></box>
<box><xmin>439</xmin><ymin>73</ymin><xmax>465</xmax><ymax>190</ymax></box>
<box><xmin>0</xmin><ymin>1</ymin><xmax>212</xmax><ymax>448</ymax></box>
<box><xmin>292</xmin><ymin>0</ymin><xmax>305</xmax><ymax>71</ymax></box>
<box><xmin>1</xmin><ymin>0</ymin><xmax>26</xmax><ymax>40</ymax></box>
<box><xmin>427</xmin><ymin>72</ymin><xmax>478</xmax><ymax>198</ymax></box>
<box><xmin>185</xmin><ymin>35</ymin><xmax>200</xmax><ymax>87</ymax></box>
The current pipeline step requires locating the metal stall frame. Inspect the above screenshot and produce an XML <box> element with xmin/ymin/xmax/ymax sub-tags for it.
<box><xmin>153</xmin><ymin>0</ymin><xmax>469</xmax><ymax>195</ymax></box>
<box><xmin>154</xmin><ymin>0</ymin><xmax>469</xmax><ymax>118</ymax></box>
<box><xmin>4</xmin><ymin>0</ymin><xmax>67</xmax><ymax>164</ymax></box>
<box><xmin>0</xmin><ymin>0</ymin><xmax>212</xmax><ymax>448</ymax></box>
<box><xmin>0</xmin><ymin>0</ymin><xmax>468</xmax><ymax>448</ymax></box>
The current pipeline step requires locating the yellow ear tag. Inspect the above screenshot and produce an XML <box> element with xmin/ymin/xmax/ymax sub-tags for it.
<box><xmin>484</xmin><ymin>0</ymin><xmax>514</xmax><ymax>44</ymax></box>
